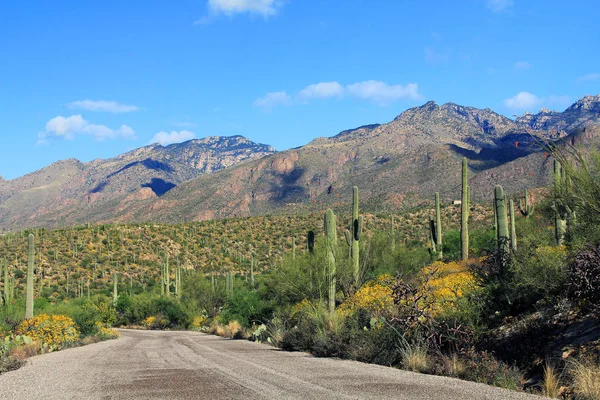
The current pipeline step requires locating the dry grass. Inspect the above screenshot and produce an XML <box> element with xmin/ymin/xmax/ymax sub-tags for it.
<box><xmin>9</xmin><ymin>342</ymin><xmax>41</xmax><ymax>360</ymax></box>
<box><xmin>541</xmin><ymin>362</ymin><xmax>561</xmax><ymax>398</ymax></box>
<box><xmin>400</xmin><ymin>343</ymin><xmax>430</xmax><ymax>373</ymax></box>
<box><xmin>215</xmin><ymin>324</ymin><xmax>227</xmax><ymax>337</ymax></box>
<box><xmin>210</xmin><ymin>320</ymin><xmax>247</xmax><ymax>339</ymax></box>
<box><xmin>570</xmin><ymin>359</ymin><xmax>600</xmax><ymax>400</ymax></box>
<box><xmin>226</xmin><ymin>321</ymin><xmax>244</xmax><ymax>339</ymax></box>
<box><xmin>444</xmin><ymin>353</ymin><xmax>465</xmax><ymax>377</ymax></box>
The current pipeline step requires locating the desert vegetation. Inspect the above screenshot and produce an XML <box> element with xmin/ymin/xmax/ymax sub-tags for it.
<box><xmin>1</xmin><ymin>153</ymin><xmax>599</xmax><ymax>399</ymax></box>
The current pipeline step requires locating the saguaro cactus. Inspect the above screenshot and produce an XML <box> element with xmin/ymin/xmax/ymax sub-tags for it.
<box><xmin>324</xmin><ymin>209</ymin><xmax>337</xmax><ymax>313</ymax></box>
<box><xmin>250</xmin><ymin>257</ymin><xmax>255</xmax><ymax>289</ymax></box>
<box><xmin>113</xmin><ymin>272</ymin><xmax>118</xmax><ymax>306</ymax></box>
<box><xmin>165</xmin><ymin>253</ymin><xmax>170</xmax><ymax>297</ymax></box>
<box><xmin>495</xmin><ymin>185</ymin><xmax>509</xmax><ymax>258</ymax></box>
<box><xmin>291</xmin><ymin>238</ymin><xmax>296</xmax><ymax>260</ymax></box>
<box><xmin>435</xmin><ymin>192</ymin><xmax>443</xmax><ymax>259</ymax></box>
<box><xmin>518</xmin><ymin>189</ymin><xmax>535</xmax><ymax>218</ymax></box>
<box><xmin>346</xmin><ymin>186</ymin><xmax>363</xmax><ymax>285</ymax></box>
<box><xmin>509</xmin><ymin>199</ymin><xmax>517</xmax><ymax>251</ymax></box>
<box><xmin>4</xmin><ymin>258</ymin><xmax>11</xmax><ymax>304</ymax></box>
<box><xmin>429</xmin><ymin>217</ymin><xmax>437</xmax><ymax>255</ymax></box>
<box><xmin>553</xmin><ymin>160</ymin><xmax>569</xmax><ymax>245</ymax></box>
<box><xmin>25</xmin><ymin>234</ymin><xmax>35</xmax><ymax>319</ymax></box>
<box><xmin>307</xmin><ymin>231</ymin><xmax>315</xmax><ymax>253</ymax></box>
<box><xmin>390</xmin><ymin>215</ymin><xmax>396</xmax><ymax>252</ymax></box>
<box><xmin>461</xmin><ymin>158</ymin><xmax>469</xmax><ymax>260</ymax></box>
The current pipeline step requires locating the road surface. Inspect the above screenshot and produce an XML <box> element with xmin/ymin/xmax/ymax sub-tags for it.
<box><xmin>0</xmin><ymin>329</ymin><xmax>538</xmax><ymax>399</ymax></box>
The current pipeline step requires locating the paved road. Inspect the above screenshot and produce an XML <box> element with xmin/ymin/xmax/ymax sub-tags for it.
<box><xmin>0</xmin><ymin>329</ymin><xmax>538</xmax><ymax>399</ymax></box>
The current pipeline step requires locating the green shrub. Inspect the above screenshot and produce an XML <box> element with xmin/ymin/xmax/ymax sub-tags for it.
<box><xmin>150</xmin><ymin>298</ymin><xmax>190</xmax><ymax>329</ymax></box>
<box><xmin>72</xmin><ymin>303</ymin><xmax>103</xmax><ymax>336</ymax></box>
<box><xmin>220</xmin><ymin>288</ymin><xmax>268</xmax><ymax>327</ymax></box>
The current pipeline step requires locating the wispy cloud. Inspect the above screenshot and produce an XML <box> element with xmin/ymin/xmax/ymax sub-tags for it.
<box><xmin>487</xmin><ymin>0</ymin><xmax>513</xmax><ymax>12</ymax></box>
<box><xmin>67</xmin><ymin>100</ymin><xmax>139</xmax><ymax>113</ymax></box>
<box><xmin>577</xmin><ymin>72</ymin><xmax>600</xmax><ymax>83</ymax></box>
<box><xmin>256</xmin><ymin>80</ymin><xmax>423</xmax><ymax>111</ymax></box>
<box><xmin>196</xmin><ymin>0</ymin><xmax>282</xmax><ymax>23</ymax></box>
<box><xmin>514</xmin><ymin>61</ymin><xmax>532</xmax><ymax>71</ymax></box>
<box><xmin>253</xmin><ymin>91</ymin><xmax>292</xmax><ymax>112</ymax></box>
<box><xmin>298</xmin><ymin>82</ymin><xmax>344</xmax><ymax>100</ymax></box>
<box><xmin>37</xmin><ymin>115</ymin><xmax>135</xmax><ymax>145</ymax></box>
<box><xmin>150</xmin><ymin>130</ymin><xmax>196</xmax><ymax>146</ymax></box>
<box><xmin>504</xmin><ymin>91</ymin><xmax>570</xmax><ymax>111</ymax></box>
<box><xmin>345</xmin><ymin>81</ymin><xmax>423</xmax><ymax>104</ymax></box>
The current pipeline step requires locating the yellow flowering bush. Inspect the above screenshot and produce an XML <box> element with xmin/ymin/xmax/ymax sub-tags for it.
<box><xmin>339</xmin><ymin>275</ymin><xmax>394</xmax><ymax>318</ymax></box>
<box><xmin>144</xmin><ymin>316</ymin><xmax>156</xmax><ymax>327</ymax></box>
<box><xmin>16</xmin><ymin>314</ymin><xmax>79</xmax><ymax>351</ymax></box>
<box><xmin>290</xmin><ymin>298</ymin><xmax>318</xmax><ymax>319</ymax></box>
<box><xmin>420</xmin><ymin>261</ymin><xmax>478</xmax><ymax>316</ymax></box>
<box><xmin>143</xmin><ymin>315</ymin><xmax>169</xmax><ymax>329</ymax></box>
<box><xmin>192</xmin><ymin>314</ymin><xmax>209</xmax><ymax>330</ymax></box>
<box><xmin>97</xmin><ymin>327</ymin><xmax>120</xmax><ymax>340</ymax></box>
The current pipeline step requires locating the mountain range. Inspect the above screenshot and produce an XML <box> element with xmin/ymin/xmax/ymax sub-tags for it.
<box><xmin>1</xmin><ymin>95</ymin><xmax>599</xmax><ymax>231</ymax></box>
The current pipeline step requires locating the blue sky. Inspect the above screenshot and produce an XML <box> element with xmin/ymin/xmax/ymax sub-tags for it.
<box><xmin>0</xmin><ymin>0</ymin><xmax>598</xmax><ymax>180</ymax></box>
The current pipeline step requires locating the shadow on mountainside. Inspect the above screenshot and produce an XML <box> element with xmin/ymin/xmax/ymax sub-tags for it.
<box><xmin>142</xmin><ymin>178</ymin><xmax>177</xmax><ymax>196</ymax></box>
<box><xmin>268</xmin><ymin>167</ymin><xmax>308</xmax><ymax>204</ymax></box>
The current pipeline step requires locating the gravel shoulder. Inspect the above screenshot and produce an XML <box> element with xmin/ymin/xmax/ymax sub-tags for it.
<box><xmin>0</xmin><ymin>329</ymin><xmax>540</xmax><ymax>400</ymax></box>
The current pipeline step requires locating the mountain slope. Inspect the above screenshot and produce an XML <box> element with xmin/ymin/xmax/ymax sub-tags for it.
<box><xmin>124</xmin><ymin>96</ymin><xmax>599</xmax><ymax>223</ymax></box>
<box><xmin>0</xmin><ymin>136</ymin><xmax>275</xmax><ymax>229</ymax></box>
<box><xmin>1</xmin><ymin>96</ymin><xmax>599</xmax><ymax>229</ymax></box>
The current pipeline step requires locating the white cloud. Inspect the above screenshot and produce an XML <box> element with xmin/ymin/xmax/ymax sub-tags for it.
<box><xmin>67</xmin><ymin>100</ymin><xmax>139</xmax><ymax>113</ymax></box>
<box><xmin>206</xmin><ymin>0</ymin><xmax>280</xmax><ymax>16</ymax></box>
<box><xmin>504</xmin><ymin>92</ymin><xmax>542</xmax><ymax>110</ymax></box>
<box><xmin>346</xmin><ymin>81</ymin><xmax>423</xmax><ymax>104</ymax></box>
<box><xmin>577</xmin><ymin>73</ymin><xmax>600</xmax><ymax>83</ymax></box>
<box><xmin>504</xmin><ymin>92</ymin><xmax>570</xmax><ymax>111</ymax></box>
<box><xmin>487</xmin><ymin>0</ymin><xmax>513</xmax><ymax>12</ymax></box>
<box><xmin>253</xmin><ymin>91</ymin><xmax>292</xmax><ymax>112</ymax></box>
<box><xmin>150</xmin><ymin>130</ymin><xmax>196</xmax><ymax>146</ymax></box>
<box><xmin>514</xmin><ymin>61</ymin><xmax>531</xmax><ymax>70</ymax></box>
<box><xmin>255</xmin><ymin>80</ymin><xmax>423</xmax><ymax>111</ymax></box>
<box><xmin>298</xmin><ymin>81</ymin><xmax>344</xmax><ymax>99</ymax></box>
<box><xmin>38</xmin><ymin>115</ymin><xmax>136</xmax><ymax>144</ymax></box>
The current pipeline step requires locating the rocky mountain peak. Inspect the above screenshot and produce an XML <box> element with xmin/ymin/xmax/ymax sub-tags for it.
<box><xmin>566</xmin><ymin>94</ymin><xmax>600</xmax><ymax>112</ymax></box>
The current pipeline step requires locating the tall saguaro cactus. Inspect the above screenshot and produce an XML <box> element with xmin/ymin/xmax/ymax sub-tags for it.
<box><xmin>345</xmin><ymin>186</ymin><xmax>363</xmax><ymax>285</ymax></box>
<box><xmin>4</xmin><ymin>258</ymin><xmax>9</xmax><ymax>304</ymax></box>
<box><xmin>461</xmin><ymin>158</ymin><xmax>470</xmax><ymax>260</ymax></box>
<box><xmin>325</xmin><ymin>209</ymin><xmax>337</xmax><ymax>313</ymax></box>
<box><xmin>554</xmin><ymin>160</ymin><xmax>567</xmax><ymax>245</ymax></box>
<box><xmin>435</xmin><ymin>192</ymin><xmax>443</xmax><ymax>259</ymax></box>
<box><xmin>509</xmin><ymin>199</ymin><xmax>517</xmax><ymax>251</ymax></box>
<box><xmin>25</xmin><ymin>234</ymin><xmax>35</xmax><ymax>319</ymax></box>
<box><xmin>495</xmin><ymin>185</ymin><xmax>509</xmax><ymax>259</ymax></box>
<box><xmin>250</xmin><ymin>257</ymin><xmax>255</xmax><ymax>289</ymax></box>
<box><xmin>113</xmin><ymin>272</ymin><xmax>118</xmax><ymax>306</ymax></box>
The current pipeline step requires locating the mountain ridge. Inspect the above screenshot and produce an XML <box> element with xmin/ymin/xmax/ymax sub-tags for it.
<box><xmin>1</xmin><ymin>96</ymin><xmax>599</xmax><ymax>230</ymax></box>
